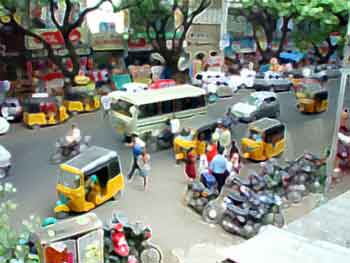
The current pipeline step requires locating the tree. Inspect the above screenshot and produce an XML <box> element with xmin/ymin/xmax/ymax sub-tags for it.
<box><xmin>0</xmin><ymin>182</ymin><xmax>41</xmax><ymax>262</ymax></box>
<box><xmin>236</xmin><ymin>0</ymin><xmax>301</xmax><ymax>63</ymax></box>
<box><xmin>0</xmin><ymin>0</ymin><xmax>142</xmax><ymax>83</ymax></box>
<box><xmin>237</xmin><ymin>0</ymin><xmax>349</xmax><ymax>63</ymax></box>
<box><xmin>293</xmin><ymin>0</ymin><xmax>348</xmax><ymax>63</ymax></box>
<box><xmin>130</xmin><ymin>0</ymin><xmax>211</xmax><ymax>73</ymax></box>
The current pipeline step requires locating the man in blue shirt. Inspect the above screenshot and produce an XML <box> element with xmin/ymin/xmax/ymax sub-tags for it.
<box><xmin>126</xmin><ymin>134</ymin><xmax>145</xmax><ymax>181</ymax></box>
<box><xmin>210</xmin><ymin>146</ymin><xmax>228</xmax><ymax>192</ymax></box>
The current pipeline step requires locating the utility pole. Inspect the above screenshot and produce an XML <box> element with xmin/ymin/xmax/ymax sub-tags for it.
<box><xmin>325</xmin><ymin>10</ymin><xmax>350</xmax><ymax>194</ymax></box>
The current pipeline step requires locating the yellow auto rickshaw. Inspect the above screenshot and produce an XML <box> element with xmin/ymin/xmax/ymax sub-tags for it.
<box><xmin>174</xmin><ymin>123</ymin><xmax>216</xmax><ymax>162</ymax></box>
<box><xmin>54</xmin><ymin>146</ymin><xmax>125</xmax><ymax>218</ymax></box>
<box><xmin>241</xmin><ymin>118</ymin><xmax>285</xmax><ymax>161</ymax></box>
<box><xmin>23</xmin><ymin>93</ymin><xmax>69</xmax><ymax>129</ymax></box>
<box><xmin>63</xmin><ymin>76</ymin><xmax>100</xmax><ymax>114</ymax></box>
<box><xmin>295</xmin><ymin>83</ymin><xmax>328</xmax><ymax>113</ymax></box>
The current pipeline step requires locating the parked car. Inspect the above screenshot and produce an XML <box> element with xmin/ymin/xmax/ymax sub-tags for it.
<box><xmin>0</xmin><ymin>144</ymin><xmax>11</xmax><ymax>179</ymax></box>
<box><xmin>316</xmin><ymin>64</ymin><xmax>341</xmax><ymax>79</ymax></box>
<box><xmin>0</xmin><ymin>117</ymin><xmax>9</xmax><ymax>135</ymax></box>
<box><xmin>122</xmin><ymin>82</ymin><xmax>148</xmax><ymax>93</ymax></box>
<box><xmin>192</xmin><ymin>71</ymin><xmax>238</xmax><ymax>99</ymax></box>
<box><xmin>228</xmin><ymin>68</ymin><xmax>256</xmax><ymax>90</ymax></box>
<box><xmin>0</xmin><ymin>97</ymin><xmax>22</xmax><ymax>121</ymax></box>
<box><xmin>230</xmin><ymin>91</ymin><xmax>280</xmax><ymax>122</ymax></box>
<box><xmin>254</xmin><ymin>71</ymin><xmax>293</xmax><ymax>92</ymax></box>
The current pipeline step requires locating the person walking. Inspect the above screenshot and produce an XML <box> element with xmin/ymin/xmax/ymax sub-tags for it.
<box><xmin>229</xmin><ymin>139</ymin><xmax>240</xmax><ymax>159</ymax></box>
<box><xmin>101</xmin><ymin>94</ymin><xmax>112</xmax><ymax>119</ymax></box>
<box><xmin>137</xmin><ymin>150</ymin><xmax>151</xmax><ymax>191</ymax></box>
<box><xmin>219</xmin><ymin>124</ymin><xmax>231</xmax><ymax>157</ymax></box>
<box><xmin>206</xmin><ymin>137</ymin><xmax>218</xmax><ymax>165</ymax></box>
<box><xmin>226</xmin><ymin>153</ymin><xmax>242</xmax><ymax>175</ymax></box>
<box><xmin>185</xmin><ymin>148</ymin><xmax>196</xmax><ymax>182</ymax></box>
<box><xmin>125</xmin><ymin>134</ymin><xmax>145</xmax><ymax>181</ymax></box>
<box><xmin>169</xmin><ymin>113</ymin><xmax>180</xmax><ymax>145</ymax></box>
<box><xmin>209</xmin><ymin>146</ymin><xmax>228</xmax><ymax>193</ymax></box>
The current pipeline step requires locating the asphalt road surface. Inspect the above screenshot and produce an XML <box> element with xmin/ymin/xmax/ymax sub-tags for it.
<box><xmin>2</xmin><ymin>78</ymin><xmax>349</xmax><ymax>262</ymax></box>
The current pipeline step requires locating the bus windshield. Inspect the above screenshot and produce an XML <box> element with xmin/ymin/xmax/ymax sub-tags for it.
<box><xmin>111</xmin><ymin>100</ymin><xmax>133</xmax><ymax>117</ymax></box>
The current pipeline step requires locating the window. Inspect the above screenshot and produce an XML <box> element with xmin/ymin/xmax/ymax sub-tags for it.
<box><xmin>59</xmin><ymin>171</ymin><xmax>80</xmax><ymax>189</ymax></box>
<box><xmin>191</xmin><ymin>95</ymin><xmax>206</xmax><ymax>108</ymax></box>
<box><xmin>111</xmin><ymin>100</ymin><xmax>133</xmax><ymax>117</ymax></box>
<box><xmin>109</xmin><ymin>159</ymin><xmax>121</xmax><ymax>178</ymax></box>
<box><xmin>161</xmin><ymin>100</ymin><xmax>173</xmax><ymax>114</ymax></box>
<box><xmin>264</xmin><ymin>97</ymin><xmax>276</xmax><ymax>104</ymax></box>
<box><xmin>138</xmin><ymin>103</ymin><xmax>159</xmax><ymax>118</ymax></box>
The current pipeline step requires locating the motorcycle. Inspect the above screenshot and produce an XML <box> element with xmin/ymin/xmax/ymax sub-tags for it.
<box><xmin>49</xmin><ymin>135</ymin><xmax>91</xmax><ymax>164</ymax></box>
<box><xmin>220</xmin><ymin>186</ymin><xmax>284</xmax><ymax>238</ymax></box>
<box><xmin>104</xmin><ymin>212</ymin><xmax>162</xmax><ymax>263</ymax></box>
<box><xmin>185</xmin><ymin>173</ymin><xmax>219</xmax><ymax>214</ymax></box>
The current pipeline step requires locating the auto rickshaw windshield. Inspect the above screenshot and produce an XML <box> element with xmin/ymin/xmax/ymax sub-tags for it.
<box><xmin>58</xmin><ymin>170</ymin><xmax>81</xmax><ymax>189</ymax></box>
<box><xmin>244</xmin><ymin>95</ymin><xmax>260</xmax><ymax>106</ymax></box>
<box><xmin>249</xmin><ymin>130</ymin><xmax>262</xmax><ymax>141</ymax></box>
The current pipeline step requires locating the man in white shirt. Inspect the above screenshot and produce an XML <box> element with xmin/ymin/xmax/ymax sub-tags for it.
<box><xmin>101</xmin><ymin>94</ymin><xmax>112</xmax><ymax>119</ymax></box>
<box><xmin>65</xmin><ymin>124</ymin><xmax>81</xmax><ymax>146</ymax></box>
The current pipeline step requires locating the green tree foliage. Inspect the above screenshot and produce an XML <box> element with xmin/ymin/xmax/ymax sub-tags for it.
<box><xmin>292</xmin><ymin>0</ymin><xmax>348</xmax><ymax>63</ymax></box>
<box><xmin>0</xmin><ymin>183</ymin><xmax>41</xmax><ymax>263</ymax></box>
<box><xmin>238</xmin><ymin>0</ymin><xmax>349</xmax><ymax>63</ymax></box>
<box><xmin>130</xmin><ymin>0</ymin><xmax>211</xmax><ymax>72</ymax></box>
<box><xmin>0</xmin><ymin>0</ymin><xmax>142</xmax><ymax>83</ymax></box>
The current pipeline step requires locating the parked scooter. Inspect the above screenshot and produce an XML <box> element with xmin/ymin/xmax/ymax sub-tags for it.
<box><xmin>185</xmin><ymin>172</ymin><xmax>219</xmax><ymax>213</ymax></box>
<box><xmin>49</xmin><ymin>135</ymin><xmax>91</xmax><ymax>164</ymax></box>
<box><xmin>104</xmin><ymin>212</ymin><xmax>162</xmax><ymax>263</ymax></box>
<box><xmin>220</xmin><ymin>186</ymin><xmax>284</xmax><ymax>238</ymax></box>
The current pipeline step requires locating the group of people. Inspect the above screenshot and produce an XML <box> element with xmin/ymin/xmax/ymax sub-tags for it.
<box><xmin>184</xmin><ymin>120</ymin><xmax>241</xmax><ymax>193</ymax></box>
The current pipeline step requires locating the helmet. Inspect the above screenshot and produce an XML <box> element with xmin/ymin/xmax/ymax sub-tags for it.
<box><xmin>114</xmin><ymin>223</ymin><xmax>124</xmax><ymax>232</ymax></box>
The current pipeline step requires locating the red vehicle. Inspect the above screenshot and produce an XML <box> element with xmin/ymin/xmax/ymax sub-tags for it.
<box><xmin>149</xmin><ymin>79</ymin><xmax>176</xmax><ymax>90</ymax></box>
<box><xmin>111</xmin><ymin>223</ymin><xmax>130</xmax><ymax>257</ymax></box>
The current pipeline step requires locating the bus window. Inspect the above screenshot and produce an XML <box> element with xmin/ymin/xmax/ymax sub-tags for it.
<box><xmin>161</xmin><ymin>100</ymin><xmax>173</xmax><ymax>114</ymax></box>
<box><xmin>175</xmin><ymin>98</ymin><xmax>192</xmax><ymax>112</ymax></box>
<box><xmin>111</xmin><ymin>100</ymin><xmax>133</xmax><ymax>117</ymax></box>
<box><xmin>190</xmin><ymin>95</ymin><xmax>206</xmax><ymax>108</ymax></box>
<box><xmin>138</xmin><ymin>103</ymin><xmax>159</xmax><ymax>118</ymax></box>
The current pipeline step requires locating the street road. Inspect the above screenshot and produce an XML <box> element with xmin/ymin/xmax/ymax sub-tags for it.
<box><xmin>1</xmin><ymin>78</ymin><xmax>348</xmax><ymax>262</ymax></box>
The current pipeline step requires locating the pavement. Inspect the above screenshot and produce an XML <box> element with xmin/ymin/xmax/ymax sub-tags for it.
<box><xmin>2</xmin><ymin>78</ymin><xmax>350</xmax><ymax>263</ymax></box>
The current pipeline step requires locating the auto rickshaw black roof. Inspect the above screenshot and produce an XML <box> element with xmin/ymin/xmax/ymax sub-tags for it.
<box><xmin>249</xmin><ymin>118</ymin><xmax>284</xmax><ymax>133</ymax></box>
<box><xmin>62</xmin><ymin>146</ymin><xmax>118</xmax><ymax>174</ymax></box>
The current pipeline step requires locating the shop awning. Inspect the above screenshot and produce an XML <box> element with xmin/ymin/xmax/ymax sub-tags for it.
<box><xmin>279</xmin><ymin>51</ymin><xmax>305</xmax><ymax>62</ymax></box>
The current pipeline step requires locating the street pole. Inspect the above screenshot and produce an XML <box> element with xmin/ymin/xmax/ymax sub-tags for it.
<box><xmin>325</xmin><ymin>11</ymin><xmax>350</xmax><ymax>194</ymax></box>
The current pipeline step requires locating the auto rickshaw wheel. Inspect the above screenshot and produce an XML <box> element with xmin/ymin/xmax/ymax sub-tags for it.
<box><xmin>140</xmin><ymin>244</ymin><xmax>163</xmax><ymax>263</ymax></box>
<box><xmin>71</xmin><ymin>111</ymin><xmax>78</xmax><ymax>116</ymax></box>
<box><xmin>55</xmin><ymin>211</ymin><xmax>69</xmax><ymax>219</ymax></box>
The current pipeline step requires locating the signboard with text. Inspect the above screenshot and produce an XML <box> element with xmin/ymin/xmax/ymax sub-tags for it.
<box><xmin>25</xmin><ymin>28</ymin><xmax>83</xmax><ymax>50</ymax></box>
<box><xmin>91</xmin><ymin>32</ymin><xmax>125</xmax><ymax>51</ymax></box>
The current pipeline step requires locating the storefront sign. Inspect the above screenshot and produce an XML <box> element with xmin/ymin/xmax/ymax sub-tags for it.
<box><xmin>29</xmin><ymin>46</ymin><xmax>91</xmax><ymax>58</ymax></box>
<box><xmin>128</xmin><ymin>38</ymin><xmax>153</xmax><ymax>51</ymax></box>
<box><xmin>91</xmin><ymin>32</ymin><xmax>125</xmax><ymax>51</ymax></box>
<box><xmin>25</xmin><ymin>28</ymin><xmax>82</xmax><ymax>50</ymax></box>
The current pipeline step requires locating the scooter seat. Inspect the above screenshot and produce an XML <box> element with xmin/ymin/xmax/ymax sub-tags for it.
<box><xmin>227</xmin><ymin>192</ymin><xmax>246</xmax><ymax>203</ymax></box>
<box><xmin>227</xmin><ymin>204</ymin><xmax>249</xmax><ymax>216</ymax></box>
<box><xmin>201</xmin><ymin>172</ymin><xmax>216</xmax><ymax>189</ymax></box>
<box><xmin>191</xmin><ymin>181</ymin><xmax>205</xmax><ymax>192</ymax></box>
<box><xmin>234</xmin><ymin>176</ymin><xmax>251</xmax><ymax>186</ymax></box>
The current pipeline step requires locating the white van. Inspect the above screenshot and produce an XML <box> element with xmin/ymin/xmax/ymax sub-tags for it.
<box><xmin>109</xmin><ymin>84</ymin><xmax>208</xmax><ymax>139</ymax></box>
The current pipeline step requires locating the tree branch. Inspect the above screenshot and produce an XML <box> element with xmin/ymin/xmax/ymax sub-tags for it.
<box><xmin>277</xmin><ymin>16</ymin><xmax>291</xmax><ymax>54</ymax></box>
<box><xmin>63</xmin><ymin>0</ymin><xmax>73</xmax><ymax>29</ymax></box>
<box><xmin>49</xmin><ymin>0</ymin><xmax>62</xmax><ymax>29</ymax></box>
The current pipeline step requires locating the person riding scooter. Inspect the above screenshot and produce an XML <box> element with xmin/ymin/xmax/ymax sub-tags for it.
<box><xmin>65</xmin><ymin>123</ymin><xmax>81</xmax><ymax>153</ymax></box>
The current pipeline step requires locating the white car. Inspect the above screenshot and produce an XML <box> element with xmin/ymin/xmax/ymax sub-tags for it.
<box><xmin>0</xmin><ymin>144</ymin><xmax>11</xmax><ymax>178</ymax></box>
<box><xmin>230</xmin><ymin>91</ymin><xmax>280</xmax><ymax>122</ymax></box>
<box><xmin>192</xmin><ymin>71</ymin><xmax>238</xmax><ymax>97</ymax></box>
<box><xmin>0</xmin><ymin>117</ymin><xmax>9</xmax><ymax>135</ymax></box>
<box><xmin>228</xmin><ymin>68</ymin><xmax>256</xmax><ymax>90</ymax></box>
<box><xmin>254</xmin><ymin>71</ymin><xmax>293</xmax><ymax>92</ymax></box>
<box><xmin>121</xmin><ymin>83</ymin><xmax>148</xmax><ymax>93</ymax></box>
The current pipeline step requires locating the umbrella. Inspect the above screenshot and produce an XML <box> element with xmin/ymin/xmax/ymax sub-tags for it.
<box><xmin>279</xmin><ymin>51</ymin><xmax>305</xmax><ymax>63</ymax></box>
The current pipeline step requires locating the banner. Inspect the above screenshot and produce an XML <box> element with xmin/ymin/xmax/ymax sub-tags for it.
<box><xmin>91</xmin><ymin>32</ymin><xmax>125</xmax><ymax>51</ymax></box>
<box><xmin>25</xmin><ymin>28</ymin><xmax>83</xmax><ymax>50</ymax></box>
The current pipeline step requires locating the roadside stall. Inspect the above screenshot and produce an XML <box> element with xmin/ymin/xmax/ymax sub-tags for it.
<box><xmin>33</xmin><ymin>213</ymin><xmax>104</xmax><ymax>263</ymax></box>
